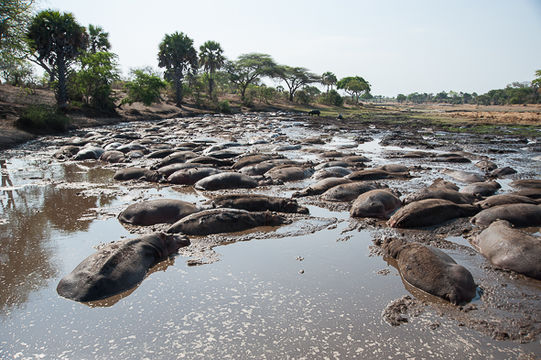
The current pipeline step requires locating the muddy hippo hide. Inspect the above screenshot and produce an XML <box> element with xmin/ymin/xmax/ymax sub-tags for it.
<box><xmin>350</xmin><ymin>189</ymin><xmax>401</xmax><ymax>219</ymax></box>
<box><xmin>194</xmin><ymin>172</ymin><xmax>258</xmax><ymax>190</ymax></box>
<box><xmin>489</xmin><ymin>166</ymin><xmax>517</xmax><ymax>178</ymax></box>
<box><xmin>167</xmin><ymin>208</ymin><xmax>289</xmax><ymax>235</ymax></box>
<box><xmin>113</xmin><ymin>167</ymin><xmax>162</xmax><ymax>182</ymax></box>
<box><xmin>312</xmin><ymin>167</ymin><xmax>352</xmax><ymax>180</ymax></box>
<box><xmin>54</xmin><ymin>145</ymin><xmax>80</xmax><ymax>159</ymax></box>
<box><xmin>321</xmin><ymin>181</ymin><xmax>383</xmax><ymax>202</ymax></box>
<box><xmin>475</xmin><ymin>194</ymin><xmax>538</xmax><ymax>209</ymax></box>
<box><xmin>239</xmin><ymin>159</ymin><xmax>299</xmax><ymax>176</ymax></box>
<box><xmin>208</xmin><ymin>194</ymin><xmax>308</xmax><ymax>214</ymax></box>
<box><xmin>460</xmin><ymin>181</ymin><xmax>501</xmax><ymax>197</ymax></box>
<box><xmin>383</xmin><ymin>238</ymin><xmax>477</xmax><ymax>304</ymax></box>
<box><xmin>264</xmin><ymin>166</ymin><xmax>314</xmax><ymax>183</ymax></box>
<box><xmin>56</xmin><ymin>233</ymin><xmax>189</xmax><ymax>302</ymax></box>
<box><xmin>167</xmin><ymin>167</ymin><xmax>221</xmax><ymax>185</ymax></box>
<box><xmin>346</xmin><ymin>169</ymin><xmax>410</xmax><ymax>181</ymax></box>
<box><xmin>388</xmin><ymin>199</ymin><xmax>479</xmax><ymax>228</ymax></box>
<box><xmin>157</xmin><ymin>163</ymin><xmax>204</xmax><ymax>177</ymax></box>
<box><xmin>293</xmin><ymin>177</ymin><xmax>352</xmax><ymax>198</ymax></box>
<box><xmin>473</xmin><ymin>220</ymin><xmax>541</xmax><ymax>279</ymax></box>
<box><xmin>100</xmin><ymin>150</ymin><xmax>125</xmax><ymax>163</ymax></box>
<box><xmin>74</xmin><ymin>146</ymin><xmax>105</xmax><ymax>161</ymax></box>
<box><xmin>470</xmin><ymin>204</ymin><xmax>541</xmax><ymax>227</ymax></box>
<box><xmin>403</xmin><ymin>188</ymin><xmax>476</xmax><ymax>205</ymax></box>
<box><xmin>442</xmin><ymin>169</ymin><xmax>484</xmax><ymax>183</ymax></box>
<box><xmin>510</xmin><ymin>179</ymin><xmax>541</xmax><ymax>190</ymax></box>
<box><xmin>118</xmin><ymin>199</ymin><xmax>200</xmax><ymax>226</ymax></box>
<box><xmin>232</xmin><ymin>154</ymin><xmax>277</xmax><ymax>170</ymax></box>
<box><xmin>152</xmin><ymin>151</ymin><xmax>199</xmax><ymax>169</ymax></box>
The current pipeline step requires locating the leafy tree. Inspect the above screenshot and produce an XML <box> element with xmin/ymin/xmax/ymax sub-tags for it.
<box><xmin>434</xmin><ymin>91</ymin><xmax>448</xmax><ymax>102</ymax></box>
<box><xmin>532</xmin><ymin>69</ymin><xmax>541</xmax><ymax>88</ymax></box>
<box><xmin>157</xmin><ymin>31</ymin><xmax>198</xmax><ymax>107</ymax></box>
<box><xmin>226</xmin><ymin>53</ymin><xmax>277</xmax><ymax>103</ymax></box>
<box><xmin>70</xmin><ymin>51</ymin><xmax>119</xmax><ymax>112</ymax></box>
<box><xmin>0</xmin><ymin>0</ymin><xmax>35</xmax><ymax>83</ymax></box>
<box><xmin>396</xmin><ymin>94</ymin><xmax>406</xmax><ymax>103</ymax></box>
<box><xmin>275</xmin><ymin>65</ymin><xmax>320</xmax><ymax>102</ymax></box>
<box><xmin>0</xmin><ymin>57</ymin><xmax>34</xmax><ymax>86</ymax></box>
<box><xmin>336</xmin><ymin>76</ymin><xmax>370</xmax><ymax>104</ymax></box>
<box><xmin>321</xmin><ymin>71</ymin><xmax>337</xmax><ymax>92</ymax></box>
<box><xmin>199</xmin><ymin>40</ymin><xmax>225</xmax><ymax>99</ymax></box>
<box><xmin>26</xmin><ymin>10</ymin><xmax>88</xmax><ymax>108</ymax></box>
<box><xmin>122</xmin><ymin>68</ymin><xmax>168</xmax><ymax>106</ymax></box>
<box><xmin>319</xmin><ymin>89</ymin><xmax>343</xmax><ymax>106</ymax></box>
<box><xmin>87</xmin><ymin>24</ymin><xmax>111</xmax><ymax>53</ymax></box>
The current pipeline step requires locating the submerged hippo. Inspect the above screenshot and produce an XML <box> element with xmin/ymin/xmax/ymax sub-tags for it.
<box><xmin>347</xmin><ymin>169</ymin><xmax>410</xmax><ymax>181</ymax></box>
<box><xmin>240</xmin><ymin>159</ymin><xmax>299</xmax><ymax>176</ymax></box>
<box><xmin>57</xmin><ymin>233</ymin><xmax>189</xmax><ymax>302</ymax></box>
<box><xmin>443</xmin><ymin>169</ymin><xmax>484</xmax><ymax>183</ymax></box>
<box><xmin>383</xmin><ymin>238</ymin><xmax>477</xmax><ymax>305</ymax></box>
<box><xmin>113</xmin><ymin>167</ymin><xmax>162</xmax><ymax>182</ymax></box>
<box><xmin>208</xmin><ymin>194</ymin><xmax>308</xmax><ymax>214</ymax></box>
<box><xmin>118</xmin><ymin>199</ymin><xmax>200</xmax><ymax>226</ymax></box>
<box><xmin>460</xmin><ymin>181</ymin><xmax>501</xmax><ymax>197</ymax></box>
<box><xmin>321</xmin><ymin>182</ymin><xmax>383</xmax><ymax>202</ymax></box>
<box><xmin>74</xmin><ymin>146</ymin><xmax>105</xmax><ymax>161</ymax></box>
<box><xmin>403</xmin><ymin>187</ymin><xmax>476</xmax><ymax>205</ymax></box>
<box><xmin>194</xmin><ymin>172</ymin><xmax>258</xmax><ymax>190</ymax></box>
<box><xmin>350</xmin><ymin>189</ymin><xmax>402</xmax><ymax>219</ymax></box>
<box><xmin>473</xmin><ymin>220</ymin><xmax>541</xmax><ymax>280</ymax></box>
<box><xmin>293</xmin><ymin>177</ymin><xmax>352</xmax><ymax>198</ymax></box>
<box><xmin>232</xmin><ymin>154</ymin><xmax>277</xmax><ymax>170</ymax></box>
<box><xmin>264</xmin><ymin>166</ymin><xmax>314</xmax><ymax>183</ymax></box>
<box><xmin>388</xmin><ymin>199</ymin><xmax>479</xmax><ymax>228</ymax></box>
<box><xmin>312</xmin><ymin>166</ymin><xmax>352</xmax><ymax>180</ymax></box>
<box><xmin>510</xmin><ymin>179</ymin><xmax>541</xmax><ymax>190</ymax></box>
<box><xmin>475</xmin><ymin>194</ymin><xmax>538</xmax><ymax>209</ymax></box>
<box><xmin>100</xmin><ymin>150</ymin><xmax>126</xmax><ymax>163</ymax></box>
<box><xmin>167</xmin><ymin>208</ymin><xmax>288</xmax><ymax>235</ymax></box>
<box><xmin>471</xmin><ymin>203</ymin><xmax>541</xmax><ymax>228</ymax></box>
<box><xmin>152</xmin><ymin>151</ymin><xmax>199</xmax><ymax>169</ymax></box>
<box><xmin>167</xmin><ymin>167</ymin><xmax>221</xmax><ymax>185</ymax></box>
<box><xmin>157</xmin><ymin>163</ymin><xmax>204</xmax><ymax>177</ymax></box>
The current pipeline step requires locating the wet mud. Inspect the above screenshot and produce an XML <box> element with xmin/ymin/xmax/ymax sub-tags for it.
<box><xmin>0</xmin><ymin>112</ymin><xmax>540</xmax><ymax>359</ymax></box>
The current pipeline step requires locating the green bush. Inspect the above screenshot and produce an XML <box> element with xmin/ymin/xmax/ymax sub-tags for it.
<box><xmin>217</xmin><ymin>100</ymin><xmax>231</xmax><ymax>114</ymax></box>
<box><xmin>16</xmin><ymin>105</ymin><xmax>71</xmax><ymax>132</ymax></box>
<box><xmin>122</xmin><ymin>69</ymin><xmax>168</xmax><ymax>106</ymax></box>
<box><xmin>319</xmin><ymin>89</ymin><xmax>344</xmax><ymax>106</ymax></box>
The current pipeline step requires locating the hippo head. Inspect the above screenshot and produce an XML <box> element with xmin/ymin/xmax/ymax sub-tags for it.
<box><xmin>263</xmin><ymin>211</ymin><xmax>289</xmax><ymax>226</ymax></box>
<box><xmin>282</xmin><ymin>199</ymin><xmax>309</xmax><ymax>214</ymax></box>
<box><xmin>159</xmin><ymin>233</ymin><xmax>190</xmax><ymax>255</ymax></box>
<box><xmin>352</xmin><ymin>201</ymin><xmax>386</xmax><ymax>218</ymax></box>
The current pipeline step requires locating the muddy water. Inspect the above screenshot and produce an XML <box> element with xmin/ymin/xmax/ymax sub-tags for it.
<box><xmin>0</xmin><ymin>113</ymin><xmax>540</xmax><ymax>359</ymax></box>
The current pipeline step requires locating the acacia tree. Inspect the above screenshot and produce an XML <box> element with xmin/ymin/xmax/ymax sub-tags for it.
<box><xmin>157</xmin><ymin>32</ymin><xmax>198</xmax><ymax>107</ymax></box>
<box><xmin>336</xmin><ymin>76</ymin><xmax>371</xmax><ymax>104</ymax></box>
<box><xmin>274</xmin><ymin>66</ymin><xmax>320</xmax><ymax>102</ymax></box>
<box><xmin>226</xmin><ymin>53</ymin><xmax>277</xmax><ymax>103</ymax></box>
<box><xmin>321</xmin><ymin>71</ymin><xmax>337</xmax><ymax>92</ymax></box>
<box><xmin>199</xmin><ymin>40</ymin><xmax>225</xmax><ymax>99</ymax></box>
<box><xmin>26</xmin><ymin>10</ymin><xmax>88</xmax><ymax>108</ymax></box>
<box><xmin>87</xmin><ymin>24</ymin><xmax>111</xmax><ymax>53</ymax></box>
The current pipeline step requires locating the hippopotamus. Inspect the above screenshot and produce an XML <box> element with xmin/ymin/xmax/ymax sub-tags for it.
<box><xmin>146</xmin><ymin>149</ymin><xmax>175</xmax><ymax>159</ymax></box>
<box><xmin>116</xmin><ymin>143</ymin><xmax>148</xmax><ymax>154</ymax></box>
<box><xmin>378</xmin><ymin>164</ymin><xmax>409</xmax><ymax>173</ymax></box>
<box><xmin>470</xmin><ymin>204</ymin><xmax>541</xmax><ymax>228</ymax></box>
<box><xmin>194</xmin><ymin>172</ymin><xmax>258</xmax><ymax>190</ymax></box>
<box><xmin>167</xmin><ymin>208</ymin><xmax>288</xmax><ymax>235</ymax></box>
<box><xmin>343</xmin><ymin>155</ymin><xmax>370</xmax><ymax>164</ymax></box>
<box><xmin>475</xmin><ymin>160</ymin><xmax>497</xmax><ymax>172</ymax></box>
<box><xmin>312</xmin><ymin>166</ymin><xmax>352</xmax><ymax>180</ymax></box>
<box><xmin>293</xmin><ymin>177</ymin><xmax>352</xmax><ymax>198</ymax></box>
<box><xmin>489</xmin><ymin>166</ymin><xmax>517</xmax><ymax>178</ymax></box>
<box><xmin>113</xmin><ymin>167</ymin><xmax>162</xmax><ymax>182</ymax></box>
<box><xmin>264</xmin><ymin>166</ymin><xmax>314</xmax><ymax>183</ymax></box>
<box><xmin>510</xmin><ymin>179</ymin><xmax>541</xmax><ymax>189</ymax></box>
<box><xmin>152</xmin><ymin>151</ymin><xmax>199</xmax><ymax>169</ymax></box>
<box><xmin>428</xmin><ymin>178</ymin><xmax>459</xmax><ymax>191</ymax></box>
<box><xmin>346</xmin><ymin>169</ymin><xmax>410</xmax><ymax>181</ymax></box>
<box><xmin>460</xmin><ymin>181</ymin><xmax>501</xmax><ymax>197</ymax></box>
<box><xmin>186</xmin><ymin>156</ymin><xmax>233</xmax><ymax>167</ymax></box>
<box><xmin>272</xmin><ymin>144</ymin><xmax>302</xmax><ymax>152</ymax></box>
<box><xmin>100</xmin><ymin>150</ymin><xmax>126</xmax><ymax>163</ymax></box>
<box><xmin>167</xmin><ymin>167</ymin><xmax>221</xmax><ymax>185</ymax></box>
<box><xmin>315</xmin><ymin>161</ymin><xmax>351</xmax><ymax>170</ymax></box>
<box><xmin>382</xmin><ymin>238</ymin><xmax>477</xmax><ymax>305</ymax></box>
<box><xmin>54</xmin><ymin>145</ymin><xmax>80</xmax><ymax>159</ymax></box>
<box><xmin>207</xmin><ymin>194</ymin><xmax>308</xmax><ymax>214</ymax></box>
<box><xmin>74</xmin><ymin>146</ymin><xmax>105</xmax><ymax>161</ymax></box>
<box><xmin>321</xmin><ymin>182</ymin><xmax>383</xmax><ymax>202</ymax></box>
<box><xmin>443</xmin><ymin>169</ymin><xmax>485</xmax><ymax>183</ymax></box>
<box><xmin>118</xmin><ymin>199</ymin><xmax>200</xmax><ymax>226</ymax></box>
<box><xmin>388</xmin><ymin>199</ymin><xmax>479</xmax><ymax>228</ymax></box>
<box><xmin>56</xmin><ymin>233</ymin><xmax>189</xmax><ymax>302</ymax></box>
<box><xmin>403</xmin><ymin>187</ymin><xmax>476</xmax><ymax>205</ymax></box>
<box><xmin>350</xmin><ymin>189</ymin><xmax>402</xmax><ymax>219</ymax></box>
<box><xmin>308</xmin><ymin>109</ymin><xmax>320</xmax><ymax>116</ymax></box>
<box><xmin>512</xmin><ymin>188</ymin><xmax>541</xmax><ymax>201</ymax></box>
<box><xmin>240</xmin><ymin>159</ymin><xmax>300</xmax><ymax>176</ymax></box>
<box><xmin>157</xmin><ymin>163</ymin><xmax>204</xmax><ymax>177</ymax></box>
<box><xmin>432</xmin><ymin>154</ymin><xmax>471</xmax><ymax>163</ymax></box>
<box><xmin>475</xmin><ymin>194</ymin><xmax>538</xmax><ymax>209</ymax></box>
<box><xmin>232</xmin><ymin>154</ymin><xmax>278</xmax><ymax>170</ymax></box>
<box><xmin>473</xmin><ymin>220</ymin><xmax>541</xmax><ymax>279</ymax></box>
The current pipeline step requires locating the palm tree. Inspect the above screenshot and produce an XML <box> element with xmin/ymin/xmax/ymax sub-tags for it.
<box><xmin>88</xmin><ymin>24</ymin><xmax>111</xmax><ymax>53</ymax></box>
<box><xmin>321</xmin><ymin>71</ymin><xmax>337</xmax><ymax>92</ymax></box>
<box><xmin>199</xmin><ymin>40</ymin><xmax>225</xmax><ymax>99</ymax></box>
<box><xmin>157</xmin><ymin>31</ymin><xmax>198</xmax><ymax>107</ymax></box>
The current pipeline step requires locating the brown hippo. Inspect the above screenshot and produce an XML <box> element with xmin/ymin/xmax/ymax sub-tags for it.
<box><xmin>186</xmin><ymin>156</ymin><xmax>234</xmax><ymax>167</ymax></box>
<box><xmin>167</xmin><ymin>167</ymin><xmax>221</xmax><ymax>185</ymax></box>
<box><xmin>512</xmin><ymin>188</ymin><xmax>541</xmax><ymax>201</ymax></box>
<box><xmin>157</xmin><ymin>163</ymin><xmax>204</xmax><ymax>177</ymax></box>
<box><xmin>378</xmin><ymin>164</ymin><xmax>409</xmax><ymax>173</ymax></box>
<box><xmin>167</xmin><ymin>208</ymin><xmax>288</xmax><ymax>235</ymax></box>
<box><xmin>264</xmin><ymin>166</ymin><xmax>314</xmax><ymax>183</ymax></box>
<box><xmin>470</xmin><ymin>204</ymin><xmax>541</xmax><ymax>228</ymax></box>
<box><xmin>383</xmin><ymin>238</ymin><xmax>477</xmax><ymax>305</ymax></box>
<box><xmin>475</xmin><ymin>160</ymin><xmax>497</xmax><ymax>172</ymax></box>
<box><xmin>118</xmin><ymin>199</ymin><xmax>200</xmax><ymax>226</ymax></box>
<box><xmin>312</xmin><ymin>166</ymin><xmax>352</xmax><ymax>180</ymax></box>
<box><xmin>152</xmin><ymin>151</ymin><xmax>199</xmax><ymax>169</ymax></box>
<box><xmin>293</xmin><ymin>177</ymin><xmax>352</xmax><ymax>198</ymax></box>
<box><xmin>510</xmin><ymin>179</ymin><xmax>541</xmax><ymax>189</ymax></box>
<box><xmin>321</xmin><ymin>181</ymin><xmax>383</xmax><ymax>202</ymax></box>
<box><xmin>57</xmin><ymin>233</ymin><xmax>189</xmax><ymax>302</ymax></box>
<box><xmin>347</xmin><ymin>169</ymin><xmax>410</xmax><ymax>181</ymax></box>
<box><xmin>194</xmin><ymin>172</ymin><xmax>258</xmax><ymax>190</ymax></box>
<box><xmin>428</xmin><ymin>178</ymin><xmax>459</xmax><ymax>191</ymax></box>
<box><xmin>74</xmin><ymin>146</ymin><xmax>105</xmax><ymax>161</ymax></box>
<box><xmin>489</xmin><ymin>166</ymin><xmax>517</xmax><ymax>178</ymax></box>
<box><xmin>443</xmin><ymin>169</ymin><xmax>484</xmax><ymax>183</ymax></box>
<box><xmin>54</xmin><ymin>145</ymin><xmax>80</xmax><ymax>160</ymax></box>
<box><xmin>232</xmin><ymin>154</ymin><xmax>277</xmax><ymax>170</ymax></box>
<box><xmin>350</xmin><ymin>189</ymin><xmax>402</xmax><ymax>219</ymax></box>
<box><xmin>475</xmin><ymin>194</ymin><xmax>538</xmax><ymax>209</ymax></box>
<box><xmin>460</xmin><ymin>181</ymin><xmax>501</xmax><ymax>197</ymax></box>
<box><xmin>240</xmin><ymin>159</ymin><xmax>299</xmax><ymax>176</ymax></box>
<box><xmin>388</xmin><ymin>199</ymin><xmax>479</xmax><ymax>228</ymax></box>
<box><xmin>403</xmin><ymin>187</ymin><xmax>476</xmax><ymax>205</ymax></box>
<box><xmin>146</xmin><ymin>149</ymin><xmax>175</xmax><ymax>159</ymax></box>
<box><xmin>100</xmin><ymin>150</ymin><xmax>125</xmax><ymax>163</ymax></box>
<box><xmin>473</xmin><ymin>220</ymin><xmax>541</xmax><ymax>279</ymax></box>
<box><xmin>113</xmin><ymin>168</ymin><xmax>162</xmax><ymax>182</ymax></box>
<box><xmin>207</xmin><ymin>194</ymin><xmax>308</xmax><ymax>214</ymax></box>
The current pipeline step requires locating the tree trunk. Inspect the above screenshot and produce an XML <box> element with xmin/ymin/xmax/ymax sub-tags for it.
<box><xmin>174</xmin><ymin>70</ymin><xmax>183</xmax><ymax>107</ymax></box>
<box><xmin>208</xmin><ymin>75</ymin><xmax>214</xmax><ymax>99</ymax></box>
<box><xmin>289</xmin><ymin>90</ymin><xmax>294</xmax><ymax>102</ymax></box>
<box><xmin>56</xmin><ymin>53</ymin><xmax>67</xmax><ymax>109</ymax></box>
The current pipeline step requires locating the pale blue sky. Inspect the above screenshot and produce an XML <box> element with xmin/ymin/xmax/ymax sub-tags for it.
<box><xmin>41</xmin><ymin>0</ymin><xmax>541</xmax><ymax>96</ymax></box>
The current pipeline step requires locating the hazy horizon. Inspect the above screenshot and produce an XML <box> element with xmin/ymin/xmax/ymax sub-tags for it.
<box><xmin>41</xmin><ymin>0</ymin><xmax>541</xmax><ymax>97</ymax></box>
